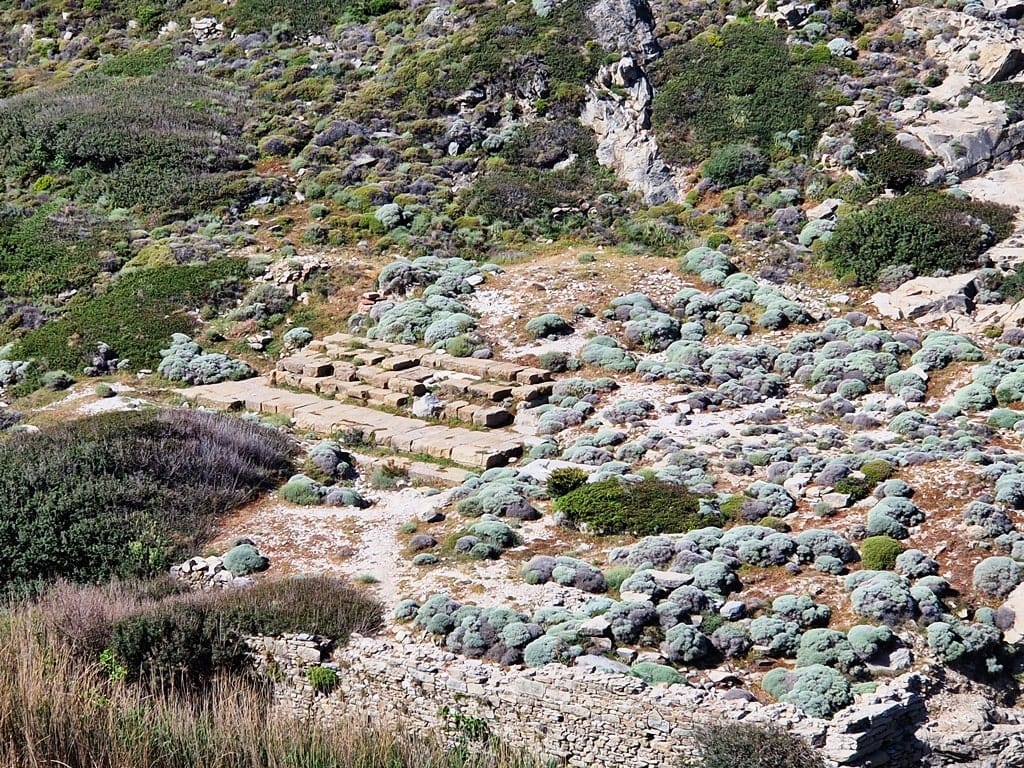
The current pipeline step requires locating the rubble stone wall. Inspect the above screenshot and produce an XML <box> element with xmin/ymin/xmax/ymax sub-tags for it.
<box><xmin>249</xmin><ymin>633</ymin><xmax>929</xmax><ymax>768</ymax></box>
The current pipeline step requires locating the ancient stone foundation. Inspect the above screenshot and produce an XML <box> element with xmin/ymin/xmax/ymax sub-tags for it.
<box><xmin>250</xmin><ymin>633</ymin><xmax>929</xmax><ymax>768</ymax></box>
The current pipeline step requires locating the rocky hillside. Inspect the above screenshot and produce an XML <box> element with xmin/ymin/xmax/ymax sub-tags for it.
<box><xmin>7</xmin><ymin>0</ymin><xmax>1024</xmax><ymax>764</ymax></box>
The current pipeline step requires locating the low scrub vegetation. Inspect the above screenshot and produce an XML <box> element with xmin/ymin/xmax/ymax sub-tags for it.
<box><xmin>0</xmin><ymin>72</ymin><xmax>252</xmax><ymax>212</ymax></box>
<box><xmin>0</xmin><ymin>582</ymin><xmax>531</xmax><ymax>768</ymax></box>
<box><xmin>0</xmin><ymin>409</ymin><xmax>294</xmax><ymax>595</ymax></box>
<box><xmin>14</xmin><ymin>259</ymin><xmax>247</xmax><ymax>373</ymax></box>
<box><xmin>554</xmin><ymin>478</ymin><xmax>719</xmax><ymax>535</ymax></box>
<box><xmin>232</xmin><ymin>0</ymin><xmax>399</xmax><ymax>31</ymax></box>
<box><xmin>822</xmin><ymin>192</ymin><xmax>1015</xmax><ymax>285</ymax></box>
<box><xmin>653</xmin><ymin>22</ymin><xmax>829</xmax><ymax>164</ymax></box>
<box><xmin>691</xmin><ymin>721</ymin><xmax>826</xmax><ymax>768</ymax></box>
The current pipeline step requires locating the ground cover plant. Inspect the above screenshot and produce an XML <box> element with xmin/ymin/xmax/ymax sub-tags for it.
<box><xmin>0</xmin><ymin>409</ymin><xmax>294</xmax><ymax>595</ymax></box>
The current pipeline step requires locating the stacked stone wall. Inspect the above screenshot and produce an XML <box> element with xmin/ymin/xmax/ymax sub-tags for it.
<box><xmin>249</xmin><ymin>633</ymin><xmax>928</xmax><ymax>768</ymax></box>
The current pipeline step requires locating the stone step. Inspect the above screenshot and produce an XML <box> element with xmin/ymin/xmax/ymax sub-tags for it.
<box><xmin>180</xmin><ymin>379</ymin><xmax>523</xmax><ymax>469</ymax></box>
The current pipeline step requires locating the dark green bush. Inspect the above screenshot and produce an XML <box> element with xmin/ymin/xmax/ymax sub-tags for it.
<box><xmin>860</xmin><ymin>460</ymin><xmax>894</xmax><ymax>485</ymax></box>
<box><xmin>692</xmin><ymin>722</ymin><xmax>826</xmax><ymax>768</ymax></box>
<box><xmin>858</xmin><ymin>141</ymin><xmax>931</xmax><ymax>192</ymax></box>
<box><xmin>700</xmin><ymin>144</ymin><xmax>768</xmax><ymax>186</ymax></box>
<box><xmin>834</xmin><ymin>476</ymin><xmax>873</xmax><ymax>503</ymax></box>
<box><xmin>860</xmin><ymin>536</ymin><xmax>905</xmax><ymax>570</ymax></box>
<box><xmin>546</xmin><ymin>467</ymin><xmax>590</xmax><ymax>498</ymax></box>
<box><xmin>822</xmin><ymin>192</ymin><xmax>1015</xmax><ymax>285</ymax></box>
<box><xmin>15</xmin><ymin>259</ymin><xmax>247</xmax><ymax>372</ymax></box>
<box><xmin>0</xmin><ymin>409</ymin><xmax>294</xmax><ymax>595</ymax></box>
<box><xmin>107</xmin><ymin>576</ymin><xmax>381</xmax><ymax>687</ymax></box>
<box><xmin>98</xmin><ymin>46</ymin><xmax>175</xmax><ymax>77</ymax></box>
<box><xmin>307</xmin><ymin>665</ymin><xmax>339</xmax><ymax>693</ymax></box>
<box><xmin>982</xmin><ymin>81</ymin><xmax>1024</xmax><ymax>116</ymax></box>
<box><xmin>652</xmin><ymin>23</ymin><xmax>828</xmax><ymax>163</ymax></box>
<box><xmin>553</xmin><ymin>478</ymin><xmax>718</xmax><ymax>536</ymax></box>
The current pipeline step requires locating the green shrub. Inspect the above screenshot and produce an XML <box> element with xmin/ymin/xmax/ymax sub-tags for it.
<box><xmin>860</xmin><ymin>536</ymin><xmax>905</xmax><ymax>570</ymax></box>
<box><xmin>0</xmin><ymin>72</ymin><xmax>252</xmax><ymax>212</ymax></box>
<box><xmin>546</xmin><ymin>467</ymin><xmax>590</xmax><ymax>498</ymax></box>
<box><xmin>700</xmin><ymin>144</ymin><xmax>769</xmax><ymax>186</ymax></box>
<box><xmin>834</xmin><ymin>476</ymin><xmax>873</xmax><ymax>502</ymax></box>
<box><xmin>982</xmin><ymin>81</ymin><xmax>1024</xmax><ymax>116</ymax></box>
<box><xmin>370</xmin><ymin>461</ymin><xmax>409</xmax><ymax>490</ymax></box>
<box><xmin>15</xmin><ymin>259</ymin><xmax>247</xmax><ymax>372</ymax></box>
<box><xmin>0</xmin><ymin>409</ymin><xmax>294</xmax><ymax>595</ymax></box>
<box><xmin>630</xmin><ymin>661</ymin><xmax>685</xmax><ymax>685</ymax></box>
<box><xmin>41</xmin><ymin>370</ymin><xmax>73</xmax><ymax>391</ymax></box>
<box><xmin>107</xmin><ymin>576</ymin><xmax>380</xmax><ymax>687</ymax></box>
<box><xmin>307</xmin><ymin>665</ymin><xmax>339</xmax><ymax>693</ymax></box>
<box><xmin>553</xmin><ymin>478</ymin><xmax>718</xmax><ymax>536</ymax></box>
<box><xmin>859</xmin><ymin>460</ymin><xmax>894</xmax><ymax>484</ymax></box>
<box><xmin>822</xmin><ymin>191</ymin><xmax>1015</xmax><ymax>285</ymax></box>
<box><xmin>652</xmin><ymin>22</ymin><xmax>828</xmax><ymax>163</ymax></box>
<box><xmin>692</xmin><ymin>721</ymin><xmax>826</xmax><ymax>768</ymax></box>
<box><xmin>0</xmin><ymin>204</ymin><xmax>126</xmax><ymax>298</ymax></box>
<box><xmin>98</xmin><ymin>46</ymin><xmax>175</xmax><ymax>77</ymax></box>
<box><xmin>221</xmin><ymin>544</ymin><xmax>269</xmax><ymax>576</ymax></box>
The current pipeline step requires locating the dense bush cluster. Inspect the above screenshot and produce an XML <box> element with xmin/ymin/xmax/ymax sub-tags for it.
<box><xmin>157</xmin><ymin>334</ymin><xmax>254</xmax><ymax>385</ymax></box>
<box><xmin>107</xmin><ymin>576</ymin><xmax>380</xmax><ymax>687</ymax></box>
<box><xmin>15</xmin><ymin>259</ymin><xmax>247</xmax><ymax>374</ymax></box>
<box><xmin>653</xmin><ymin>23</ymin><xmax>828</xmax><ymax>163</ymax></box>
<box><xmin>0</xmin><ymin>73</ymin><xmax>252</xmax><ymax>211</ymax></box>
<box><xmin>0</xmin><ymin>409</ymin><xmax>294</xmax><ymax>594</ymax></box>
<box><xmin>822</xmin><ymin>192</ymin><xmax>1015</xmax><ymax>285</ymax></box>
<box><xmin>554</xmin><ymin>478</ymin><xmax>716</xmax><ymax>536</ymax></box>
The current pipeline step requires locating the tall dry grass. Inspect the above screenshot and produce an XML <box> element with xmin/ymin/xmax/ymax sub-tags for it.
<box><xmin>0</xmin><ymin>590</ymin><xmax>538</xmax><ymax>768</ymax></box>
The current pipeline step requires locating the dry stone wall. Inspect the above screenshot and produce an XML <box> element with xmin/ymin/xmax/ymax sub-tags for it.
<box><xmin>249</xmin><ymin>632</ymin><xmax>928</xmax><ymax>768</ymax></box>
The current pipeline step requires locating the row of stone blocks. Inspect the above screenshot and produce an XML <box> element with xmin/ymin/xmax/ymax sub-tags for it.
<box><xmin>311</xmin><ymin>333</ymin><xmax>553</xmax><ymax>385</ymax></box>
<box><xmin>181</xmin><ymin>380</ymin><xmax>522</xmax><ymax>468</ymax></box>
<box><xmin>269</xmin><ymin>369</ymin><xmax>512</xmax><ymax>428</ymax></box>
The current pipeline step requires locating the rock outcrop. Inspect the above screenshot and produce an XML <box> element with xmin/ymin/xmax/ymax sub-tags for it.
<box><xmin>898</xmin><ymin>7</ymin><xmax>1024</xmax><ymax>84</ymax></box>
<box><xmin>581</xmin><ymin>0</ymin><xmax>679</xmax><ymax>204</ymax></box>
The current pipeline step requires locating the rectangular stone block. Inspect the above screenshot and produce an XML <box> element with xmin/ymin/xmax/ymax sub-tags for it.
<box><xmin>445</xmin><ymin>357</ymin><xmax>492</xmax><ymax>377</ymax></box>
<box><xmin>301</xmin><ymin>360</ymin><xmax>333</xmax><ymax>378</ymax></box>
<box><xmin>443</xmin><ymin>400</ymin><xmax>471</xmax><ymax>420</ymax></box>
<box><xmin>438</xmin><ymin>379</ymin><xmax>471</xmax><ymax>396</ymax></box>
<box><xmin>472</xmin><ymin>407</ymin><xmax>512</xmax><ymax>428</ymax></box>
<box><xmin>387</xmin><ymin>376</ymin><xmax>427</xmax><ymax>396</ymax></box>
<box><xmin>383</xmin><ymin>391</ymin><xmax>410</xmax><ymax>409</ymax></box>
<box><xmin>515</xmin><ymin>367</ymin><xmax>552</xmax><ymax>384</ymax></box>
<box><xmin>380</xmin><ymin>355</ymin><xmax>419</xmax><ymax>371</ymax></box>
<box><xmin>354</xmin><ymin>352</ymin><xmax>387</xmax><ymax>366</ymax></box>
<box><xmin>332</xmin><ymin>362</ymin><xmax>358</xmax><ymax>382</ymax></box>
<box><xmin>418</xmin><ymin>353</ymin><xmax>448</xmax><ymax>370</ymax></box>
<box><xmin>337</xmin><ymin>383</ymin><xmax>371</xmax><ymax>400</ymax></box>
<box><xmin>467</xmin><ymin>382</ymin><xmax>513</xmax><ymax>401</ymax></box>
<box><xmin>279</xmin><ymin>356</ymin><xmax>306</xmax><ymax>374</ymax></box>
<box><xmin>484</xmin><ymin>361</ymin><xmax>525</xmax><ymax>381</ymax></box>
<box><xmin>511</xmin><ymin>382</ymin><xmax>553</xmax><ymax>402</ymax></box>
